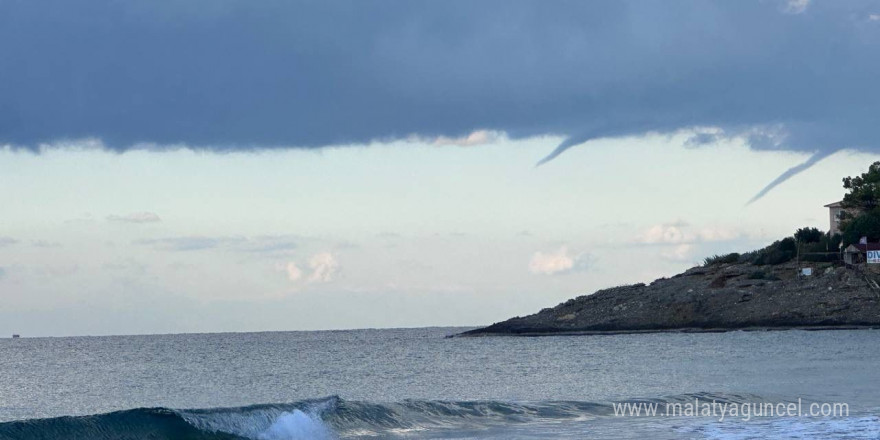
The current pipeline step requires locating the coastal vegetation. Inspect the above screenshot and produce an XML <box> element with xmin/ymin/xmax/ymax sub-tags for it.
<box><xmin>704</xmin><ymin>230</ymin><xmax>839</xmax><ymax>268</ymax></box>
<box><xmin>840</xmin><ymin>161</ymin><xmax>880</xmax><ymax>245</ymax></box>
<box><xmin>461</xmin><ymin>162</ymin><xmax>880</xmax><ymax>337</ymax></box>
<box><xmin>705</xmin><ymin>162</ymin><xmax>880</xmax><ymax>269</ymax></box>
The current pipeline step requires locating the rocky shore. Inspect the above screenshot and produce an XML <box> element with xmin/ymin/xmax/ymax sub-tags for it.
<box><xmin>458</xmin><ymin>261</ymin><xmax>880</xmax><ymax>336</ymax></box>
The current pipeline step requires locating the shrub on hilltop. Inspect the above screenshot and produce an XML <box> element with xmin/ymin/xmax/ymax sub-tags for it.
<box><xmin>794</xmin><ymin>227</ymin><xmax>823</xmax><ymax>244</ymax></box>
<box><xmin>703</xmin><ymin>253</ymin><xmax>740</xmax><ymax>266</ymax></box>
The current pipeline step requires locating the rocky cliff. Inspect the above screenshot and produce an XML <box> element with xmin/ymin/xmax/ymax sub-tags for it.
<box><xmin>459</xmin><ymin>261</ymin><xmax>880</xmax><ymax>336</ymax></box>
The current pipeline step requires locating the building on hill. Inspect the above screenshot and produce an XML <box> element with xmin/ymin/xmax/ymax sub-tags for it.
<box><xmin>825</xmin><ymin>201</ymin><xmax>849</xmax><ymax>235</ymax></box>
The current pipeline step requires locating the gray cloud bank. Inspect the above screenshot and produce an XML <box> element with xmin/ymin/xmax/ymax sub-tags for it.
<box><xmin>136</xmin><ymin>235</ymin><xmax>298</xmax><ymax>253</ymax></box>
<box><xmin>0</xmin><ymin>237</ymin><xmax>18</xmax><ymax>247</ymax></box>
<box><xmin>2</xmin><ymin>1</ymin><xmax>878</xmax><ymax>176</ymax></box>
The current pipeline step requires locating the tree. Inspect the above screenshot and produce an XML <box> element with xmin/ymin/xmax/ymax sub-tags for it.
<box><xmin>841</xmin><ymin>208</ymin><xmax>880</xmax><ymax>246</ymax></box>
<box><xmin>751</xmin><ymin>237</ymin><xmax>796</xmax><ymax>265</ymax></box>
<box><xmin>794</xmin><ymin>227</ymin><xmax>823</xmax><ymax>244</ymax></box>
<box><xmin>840</xmin><ymin>162</ymin><xmax>880</xmax><ymax>246</ymax></box>
<box><xmin>842</xmin><ymin>161</ymin><xmax>880</xmax><ymax>211</ymax></box>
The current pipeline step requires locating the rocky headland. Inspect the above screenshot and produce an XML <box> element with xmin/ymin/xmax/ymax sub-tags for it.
<box><xmin>459</xmin><ymin>260</ymin><xmax>880</xmax><ymax>336</ymax></box>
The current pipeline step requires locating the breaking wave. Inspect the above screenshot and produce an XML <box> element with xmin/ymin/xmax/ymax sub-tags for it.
<box><xmin>0</xmin><ymin>393</ymin><xmax>823</xmax><ymax>440</ymax></box>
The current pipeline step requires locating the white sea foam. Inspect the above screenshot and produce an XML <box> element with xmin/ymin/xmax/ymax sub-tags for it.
<box><xmin>178</xmin><ymin>405</ymin><xmax>336</xmax><ymax>440</ymax></box>
<box><xmin>257</xmin><ymin>410</ymin><xmax>335</xmax><ymax>440</ymax></box>
<box><xmin>685</xmin><ymin>415</ymin><xmax>880</xmax><ymax>439</ymax></box>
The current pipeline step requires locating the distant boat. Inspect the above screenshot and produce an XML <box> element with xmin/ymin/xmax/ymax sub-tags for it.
<box><xmin>12</xmin><ymin>334</ymin><xmax>19</xmax><ymax>338</ymax></box>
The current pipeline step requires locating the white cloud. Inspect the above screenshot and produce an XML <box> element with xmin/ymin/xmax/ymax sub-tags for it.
<box><xmin>784</xmin><ymin>0</ymin><xmax>809</xmax><ymax>14</ymax></box>
<box><xmin>107</xmin><ymin>212</ymin><xmax>162</xmax><ymax>223</ymax></box>
<box><xmin>634</xmin><ymin>223</ymin><xmax>745</xmax><ymax>264</ymax></box>
<box><xmin>660</xmin><ymin>244</ymin><xmax>695</xmax><ymax>262</ymax></box>
<box><xmin>529</xmin><ymin>247</ymin><xmax>591</xmax><ymax>275</ymax></box>
<box><xmin>278</xmin><ymin>253</ymin><xmax>339</xmax><ymax>284</ymax></box>
<box><xmin>697</xmin><ymin>226</ymin><xmax>741</xmax><ymax>242</ymax></box>
<box><xmin>637</xmin><ymin>223</ymin><xmax>689</xmax><ymax>244</ymax></box>
<box><xmin>285</xmin><ymin>262</ymin><xmax>303</xmax><ymax>282</ymax></box>
<box><xmin>431</xmin><ymin>130</ymin><xmax>502</xmax><ymax>147</ymax></box>
<box><xmin>307</xmin><ymin>252</ymin><xmax>339</xmax><ymax>283</ymax></box>
<box><xmin>635</xmin><ymin>222</ymin><xmax>741</xmax><ymax>245</ymax></box>
<box><xmin>869</xmin><ymin>14</ymin><xmax>880</xmax><ymax>21</ymax></box>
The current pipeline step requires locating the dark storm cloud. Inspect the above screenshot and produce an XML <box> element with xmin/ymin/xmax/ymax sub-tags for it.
<box><xmin>2</xmin><ymin>1</ymin><xmax>879</xmax><ymax>197</ymax></box>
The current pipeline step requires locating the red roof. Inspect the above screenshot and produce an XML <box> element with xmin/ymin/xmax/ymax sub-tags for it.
<box><xmin>855</xmin><ymin>243</ymin><xmax>880</xmax><ymax>252</ymax></box>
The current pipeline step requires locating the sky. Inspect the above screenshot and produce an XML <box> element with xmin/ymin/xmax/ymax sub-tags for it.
<box><xmin>1</xmin><ymin>0</ymin><xmax>880</xmax><ymax>336</ymax></box>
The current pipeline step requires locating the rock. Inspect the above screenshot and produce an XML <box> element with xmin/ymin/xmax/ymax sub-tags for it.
<box><xmin>458</xmin><ymin>261</ymin><xmax>880</xmax><ymax>337</ymax></box>
<box><xmin>709</xmin><ymin>276</ymin><xmax>728</xmax><ymax>288</ymax></box>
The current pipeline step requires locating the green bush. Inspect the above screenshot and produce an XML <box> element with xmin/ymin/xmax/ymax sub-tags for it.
<box><xmin>801</xmin><ymin>253</ymin><xmax>836</xmax><ymax>263</ymax></box>
<box><xmin>794</xmin><ymin>227</ymin><xmax>824</xmax><ymax>244</ymax></box>
<box><xmin>841</xmin><ymin>208</ymin><xmax>880</xmax><ymax>246</ymax></box>
<box><xmin>754</xmin><ymin>249</ymin><xmax>794</xmax><ymax>266</ymax></box>
<box><xmin>704</xmin><ymin>253</ymin><xmax>740</xmax><ymax>266</ymax></box>
<box><xmin>829</xmin><ymin>233</ymin><xmax>843</xmax><ymax>251</ymax></box>
<box><xmin>799</xmin><ymin>232</ymin><xmax>841</xmax><ymax>254</ymax></box>
<box><xmin>779</xmin><ymin>237</ymin><xmax>797</xmax><ymax>252</ymax></box>
<box><xmin>737</xmin><ymin>251</ymin><xmax>760</xmax><ymax>264</ymax></box>
<box><xmin>749</xmin><ymin>236</ymin><xmax>799</xmax><ymax>266</ymax></box>
<box><xmin>725</xmin><ymin>227</ymin><xmax>840</xmax><ymax>268</ymax></box>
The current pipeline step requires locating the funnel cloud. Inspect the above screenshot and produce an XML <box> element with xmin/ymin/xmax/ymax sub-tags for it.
<box><xmin>2</xmin><ymin>0</ymin><xmax>879</xmax><ymax>199</ymax></box>
<box><xmin>745</xmin><ymin>150</ymin><xmax>836</xmax><ymax>205</ymax></box>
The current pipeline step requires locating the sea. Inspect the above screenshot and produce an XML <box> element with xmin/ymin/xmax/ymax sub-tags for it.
<box><xmin>1</xmin><ymin>327</ymin><xmax>878</xmax><ymax>439</ymax></box>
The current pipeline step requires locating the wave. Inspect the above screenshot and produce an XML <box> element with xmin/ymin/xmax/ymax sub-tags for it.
<box><xmin>0</xmin><ymin>392</ymin><xmax>787</xmax><ymax>440</ymax></box>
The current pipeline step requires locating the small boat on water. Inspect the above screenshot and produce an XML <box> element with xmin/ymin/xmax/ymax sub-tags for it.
<box><xmin>11</xmin><ymin>334</ymin><xmax>19</xmax><ymax>338</ymax></box>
